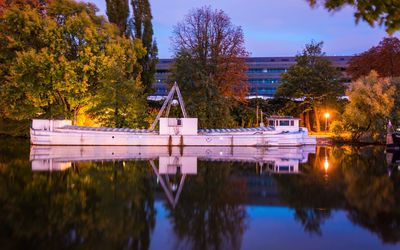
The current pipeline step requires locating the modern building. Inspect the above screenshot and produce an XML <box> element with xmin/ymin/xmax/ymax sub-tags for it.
<box><xmin>152</xmin><ymin>56</ymin><xmax>352</xmax><ymax>98</ymax></box>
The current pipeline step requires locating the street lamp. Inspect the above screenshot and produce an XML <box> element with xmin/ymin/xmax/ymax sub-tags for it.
<box><xmin>324</xmin><ymin>112</ymin><xmax>330</xmax><ymax>131</ymax></box>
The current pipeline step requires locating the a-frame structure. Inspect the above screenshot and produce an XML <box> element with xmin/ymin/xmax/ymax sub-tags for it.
<box><xmin>149</xmin><ymin>160</ymin><xmax>187</xmax><ymax>208</ymax></box>
<box><xmin>150</xmin><ymin>82</ymin><xmax>188</xmax><ymax>130</ymax></box>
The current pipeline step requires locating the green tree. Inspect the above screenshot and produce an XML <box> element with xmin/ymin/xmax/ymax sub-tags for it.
<box><xmin>105</xmin><ymin>0</ymin><xmax>129</xmax><ymax>35</ymax></box>
<box><xmin>275</xmin><ymin>41</ymin><xmax>344</xmax><ymax>132</ymax></box>
<box><xmin>89</xmin><ymin>37</ymin><xmax>147</xmax><ymax>128</ymax></box>
<box><xmin>129</xmin><ymin>0</ymin><xmax>158</xmax><ymax>94</ymax></box>
<box><xmin>307</xmin><ymin>0</ymin><xmax>400</xmax><ymax>34</ymax></box>
<box><xmin>169</xmin><ymin>6</ymin><xmax>248</xmax><ymax>128</ymax></box>
<box><xmin>342</xmin><ymin>71</ymin><xmax>396</xmax><ymax>141</ymax></box>
<box><xmin>0</xmin><ymin>0</ymin><xmax>146</xmax><ymax>127</ymax></box>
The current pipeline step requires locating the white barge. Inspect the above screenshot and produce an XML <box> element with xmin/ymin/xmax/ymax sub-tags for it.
<box><xmin>30</xmin><ymin>83</ymin><xmax>316</xmax><ymax>146</ymax></box>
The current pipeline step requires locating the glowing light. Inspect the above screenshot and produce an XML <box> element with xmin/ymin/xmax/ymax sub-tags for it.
<box><xmin>324</xmin><ymin>158</ymin><xmax>329</xmax><ymax>172</ymax></box>
<box><xmin>324</xmin><ymin>112</ymin><xmax>330</xmax><ymax>119</ymax></box>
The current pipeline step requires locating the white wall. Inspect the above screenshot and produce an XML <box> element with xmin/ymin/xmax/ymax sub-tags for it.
<box><xmin>159</xmin><ymin>118</ymin><xmax>198</xmax><ymax>135</ymax></box>
<box><xmin>159</xmin><ymin>156</ymin><xmax>197</xmax><ymax>174</ymax></box>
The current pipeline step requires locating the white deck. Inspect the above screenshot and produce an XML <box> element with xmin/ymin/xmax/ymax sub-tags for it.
<box><xmin>30</xmin><ymin>126</ymin><xmax>316</xmax><ymax>146</ymax></box>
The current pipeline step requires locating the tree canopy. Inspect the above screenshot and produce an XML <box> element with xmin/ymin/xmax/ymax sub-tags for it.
<box><xmin>105</xmin><ymin>0</ymin><xmax>129</xmax><ymax>35</ymax></box>
<box><xmin>129</xmin><ymin>0</ymin><xmax>158</xmax><ymax>94</ymax></box>
<box><xmin>342</xmin><ymin>71</ymin><xmax>397</xmax><ymax>141</ymax></box>
<box><xmin>169</xmin><ymin>6</ymin><xmax>248</xmax><ymax>128</ymax></box>
<box><xmin>347</xmin><ymin>37</ymin><xmax>400</xmax><ymax>80</ymax></box>
<box><xmin>0</xmin><ymin>0</ymin><xmax>147</xmax><ymax>127</ymax></box>
<box><xmin>307</xmin><ymin>0</ymin><xmax>400</xmax><ymax>34</ymax></box>
<box><xmin>275</xmin><ymin>41</ymin><xmax>344</xmax><ymax>132</ymax></box>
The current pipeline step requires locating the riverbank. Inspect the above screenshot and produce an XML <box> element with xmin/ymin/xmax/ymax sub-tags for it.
<box><xmin>312</xmin><ymin>132</ymin><xmax>385</xmax><ymax>146</ymax></box>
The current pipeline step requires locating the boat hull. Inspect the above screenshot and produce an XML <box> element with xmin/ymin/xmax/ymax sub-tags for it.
<box><xmin>30</xmin><ymin>128</ymin><xmax>316</xmax><ymax>146</ymax></box>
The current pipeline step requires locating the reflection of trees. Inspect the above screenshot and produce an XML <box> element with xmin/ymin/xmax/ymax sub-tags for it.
<box><xmin>0</xmin><ymin>140</ymin><xmax>156</xmax><ymax>249</ymax></box>
<box><xmin>276</xmin><ymin>145</ymin><xmax>400</xmax><ymax>243</ymax></box>
<box><xmin>274</xmin><ymin>147</ymin><xmax>346</xmax><ymax>235</ymax></box>
<box><xmin>341</xmin><ymin>146</ymin><xmax>400</xmax><ymax>244</ymax></box>
<box><xmin>166</xmin><ymin>162</ymin><xmax>247</xmax><ymax>250</ymax></box>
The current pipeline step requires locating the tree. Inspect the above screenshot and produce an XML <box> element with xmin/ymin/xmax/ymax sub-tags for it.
<box><xmin>307</xmin><ymin>0</ymin><xmax>400</xmax><ymax>34</ymax></box>
<box><xmin>89</xmin><ymin>37</ymin><xmax>147</xmax><ymax>128</ymax></box>
<box><xmin>275</xmin><ymin>41</ymin><xmax>344</xmax><ymax>132</ymax></box>
<box><xmin>169</xmin><ymin>6</ymin><xmax>248</xmax><ymax>128</ymax></box>
<box><xmin>105</xmin><ymin>0</ymin><xmax>129</xmax><ymax>35</ymax></box>
<box><xmin>129</xmin><ymin>0</ymin><xmax>158</xmax><ymax>94</ymax></box>
<box><xmin>342</xmin><ymin>71</ymin><xmax>396</xmax><ymax>141</ymax></box>
<box><xmin>0</xmin><ymin>0</ymin><xmax>146</xmax><ymax>127</ymax></box>
<box><xmin>347</xmin><ymin>37</ymin><xmax>400</xmax><ymax>80</ymax></box>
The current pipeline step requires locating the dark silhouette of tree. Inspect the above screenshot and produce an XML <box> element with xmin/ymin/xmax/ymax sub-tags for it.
<box><xmin>307</xmin><ymin>0</ymin><xmax>400</xmax><ymax>34</ymax></box>
<box><xmin>129</xmin><ymin>0</ymin><xmax>158</xmax><ymax>94</ymax></box>
<box><xmin>105</xmin><ymin>0</ymin><xmax>129</xmax><ymax>35</ymax></box>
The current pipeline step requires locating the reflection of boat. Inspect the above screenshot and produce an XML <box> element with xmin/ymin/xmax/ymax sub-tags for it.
<box><xmin>30</xmin><ymin>145</ymin><xmax>315</xmax><ymax>207</ymax></box>
<box><xmin>30</xmin><ymin>83</ymin><xmax>316</xmax><ymax>146</ymax></box>
<box><xmin>30</xmin><ymin>145</ymin><xmax>314</xmax><ymax>172</ymax></box>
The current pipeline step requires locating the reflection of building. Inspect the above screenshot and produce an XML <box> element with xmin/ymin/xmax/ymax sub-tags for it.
<box><xmin>153</xmin><ymin>56</ymin><xmax>351</xmax><ymax>98</ymax></box>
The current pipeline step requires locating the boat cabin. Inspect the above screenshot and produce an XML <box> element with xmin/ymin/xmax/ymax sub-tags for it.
<box><xmin>267</xmin><ymin>116</ymin><xmax>301</xmax><ymax>132</ymax></box>
<box><xmin>159</xmin><ymin>118</ymin><xmax>198</xmax><ymax>135</ymax></box>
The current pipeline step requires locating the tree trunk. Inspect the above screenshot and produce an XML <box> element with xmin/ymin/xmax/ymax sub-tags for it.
<box><xmin>314</xmin><ymin>105</ymin><xmax>321</xmax><ymax>132</ymax></box>
<box><xmin>305</xmin><ymin>111</ymin><xmax>311</xmax><ymax>132</ymax></box>
<box><xmin>313</xmin><ymin>146</ymin><xmax>321</xmax><ymax>168</ymax></box>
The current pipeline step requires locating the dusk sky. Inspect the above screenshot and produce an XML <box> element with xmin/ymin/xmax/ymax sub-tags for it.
<box><xmin>87</xmin><ymin>0</ymin><xmax>398</xmax><ymax>58</ymax></box>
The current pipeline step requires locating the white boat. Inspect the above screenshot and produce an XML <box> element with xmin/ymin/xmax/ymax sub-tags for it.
<box><xmin>30</xmin><ymin>83</ymin><xmax>316</xmax><ymax>146</ymax></box>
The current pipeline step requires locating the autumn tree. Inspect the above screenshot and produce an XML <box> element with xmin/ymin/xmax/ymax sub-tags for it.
<box><xmin>169</xmin><ymin>6</ymin><xmax>248</xmax><ymax>128</ymax></box>
<box><xmin>129</xmin><ymin>0</ymin><xmax>158</xmax><ymax>94</ymax></box>
<box><xmin>105</xmin><ymin>0</ymin><xmax>129</xmax><ymax>35</ymax></box>
<box><xmin>347</xmin><ymin>37</ymin><xmax>400</xmax><ymax>80</ymax></box>
<box><xmin>342</xmin><ymin>71</ymin><xmax>396</xmax><ymax>141</ymax></box>
<box><xmin>275</xmin><ymin>41</ymin><xmax>344</xmax><ymax>132</ymax></box>
<box><xmin>307</xmin><ymin>0</ymin><xmax>400</xmax><ymax>34</ymax></box>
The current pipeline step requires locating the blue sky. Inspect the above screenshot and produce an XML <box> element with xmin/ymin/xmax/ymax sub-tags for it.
<box><xmin>87</xmin><ymin>0</ymin><xmax>398</xmax><ymax>58</ymax></box>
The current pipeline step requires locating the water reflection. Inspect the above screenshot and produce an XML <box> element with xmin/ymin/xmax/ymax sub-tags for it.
<box><xmin>0</xmin><ymin>140</ymin><xmax>400</xmax><ymax>249</ymax></box>
<box><xmin>30</xmin><ymin>145</ymin><xmax>314</xmax><ymax>208</ymax></box>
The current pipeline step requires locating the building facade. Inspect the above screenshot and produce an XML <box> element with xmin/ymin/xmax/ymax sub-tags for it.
<box><xmin>152</xmin><ymin>56</ymin><xmax>352</xmax><ymax>98</ymax></box>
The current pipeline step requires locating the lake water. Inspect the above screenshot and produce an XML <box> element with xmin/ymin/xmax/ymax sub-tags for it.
<box><xmin>0</xmin><ymin>138</ymin><xmax>399</xmax><ymax>250</ymax></box>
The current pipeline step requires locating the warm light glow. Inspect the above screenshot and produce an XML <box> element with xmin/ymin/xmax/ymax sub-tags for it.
<box><xmin>324</xmin><ymin>158</ymin><xmax>329</xmax><ymax>172</ymax></box>
<box><xmin>324</xmin><ymin>112</ymin><xmax>330</xmax><ymax>119</ymax></box>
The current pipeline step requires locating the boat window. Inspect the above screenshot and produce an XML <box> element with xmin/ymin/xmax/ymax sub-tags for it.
<box><xmin>279</xmin><ymin>166</ymin><xmax>289</xmax><ymax>171</ymax></box>
<box><xmin>279</xmin><ymin>120</ymin><xmax>290</xmax><ymax>126</ymax></box>
<box><xmin>291</xmin><ymin>120</ymin><xmax>294</xmax><ymax>126</ymax></box>
<box><xmin>177</xmin><ymin>119</ymin><xmax>182</xmax><ymax>126</ymax></box>
<box><xmin>269</xmin><ymin>120</ymin><xmax>275</xmax><ymax>126</ymax></box>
